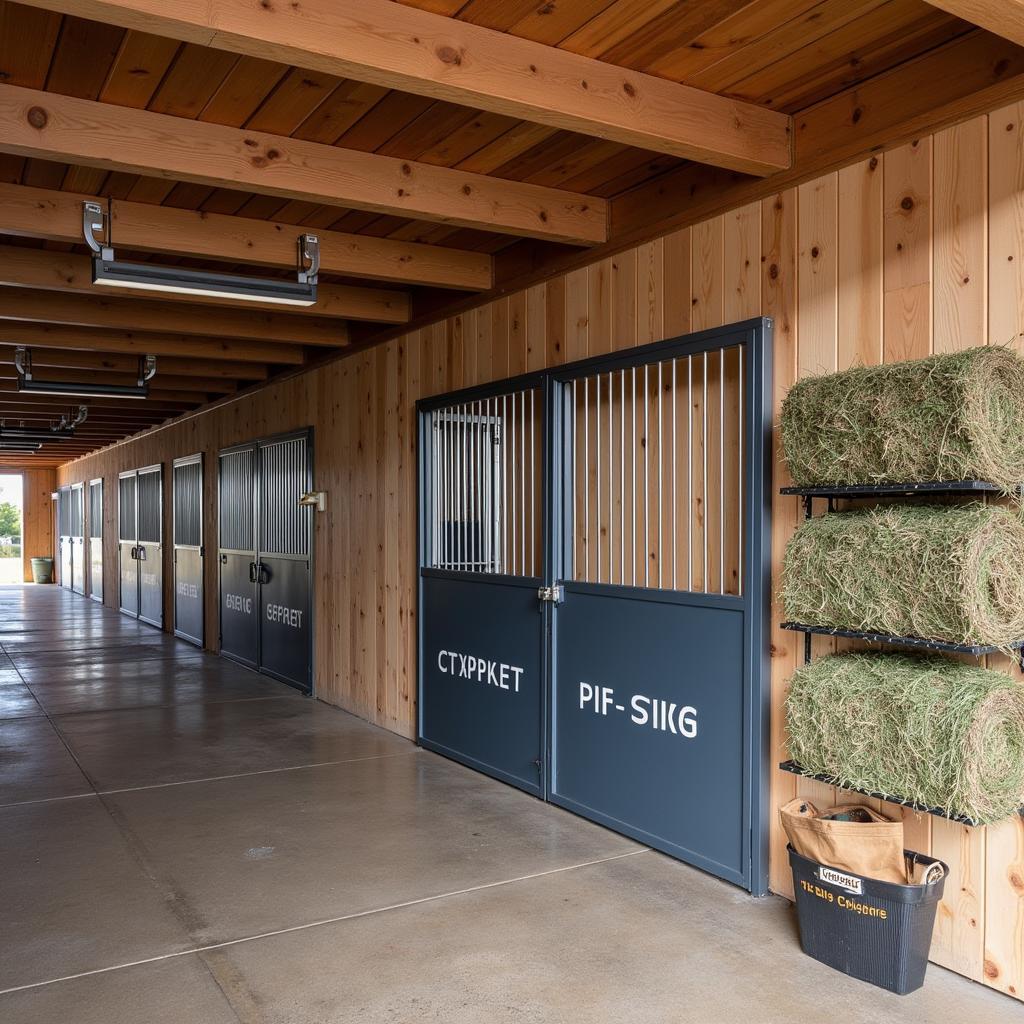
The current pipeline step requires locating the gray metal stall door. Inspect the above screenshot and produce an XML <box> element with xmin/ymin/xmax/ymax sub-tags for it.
<box><xmin>256</xmin><ymin>435</ymin><xmax>312</xmax><ymax>691</ymax></box>
<box><xmin>549</xmin><ymin>328</ymin><xmax>770</xmax><ymax>893</ymax></box>
<box><xmin>88</xmin><ymin>479</ymin><xmax>103</xmax><ymax>603</ymax></box>
<box><xmin>70</xmin><ymin>483</ymin><xmax>85</xmax><ymax>595</ymax></box>
<box><xmin>137</xmin><ymin>466</ymin><xmax>163</xmax><ymax>628</ymax></box>
<box><xmin>57</xmin><ymin>486</ymin><xmax>72</xmax><ymax>590</ymax></box>
<box><xmin>118</xmin><ymin>472</ymin><xmax>138</xmax><ymax>617</ymax></box>
<box><xmin>219</xmin><ymin>445</ymin><xmax>258</xmax><ymax>668</ymax></box>
<box><xmin>419</xmin><ymin>388</ymin><xmax>545</xmax><ymax>796</ymax></box>
<box><xmin>173</xmin><ymin>455</ymin><xmax>204</xmax><ymax>646</ymax></box>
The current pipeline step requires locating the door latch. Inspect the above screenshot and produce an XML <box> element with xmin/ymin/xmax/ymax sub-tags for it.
<box><xmin>537</xmin><ymin>584</ymin><xmax>564</xmax><ymax>605</ymax></box>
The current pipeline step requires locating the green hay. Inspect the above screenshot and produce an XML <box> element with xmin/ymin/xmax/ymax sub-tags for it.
<box><xmin>786</xmin><ymin>651</ymin><xmax>1024</xmax><ymax>824</ymax></box>
<box><xmin>782</xmin><ymin>503</ymin><xmax>1024</xmax><ymax>652</ymax></box>
<box><xmin>781</xmin><ymin>346</ymin><xmax>1024</xmax><ymax>491</ymax></box>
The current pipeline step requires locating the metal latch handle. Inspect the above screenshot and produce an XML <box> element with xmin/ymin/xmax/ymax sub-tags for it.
<box><xmin>537</xmin><ymin>584</ymin><xmax>564</xmax><ymax>605</ymax></box>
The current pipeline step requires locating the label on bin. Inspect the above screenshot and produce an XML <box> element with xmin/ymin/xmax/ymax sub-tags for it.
<box><xmin>818</xmin><ymin>866</ymin><xmax>863</xmax><ymax>895</ymax></box>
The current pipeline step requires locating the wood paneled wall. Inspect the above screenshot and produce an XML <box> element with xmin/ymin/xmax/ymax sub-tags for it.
<box><xmin>58</xmin><ymin>104</ymin><xmax>1024</xmax><ymax>1003</ymax></box>
<box><xmin>19</xmin><ymin>467</ymin><xmax>55</xmax><ymax>582</ymax></box>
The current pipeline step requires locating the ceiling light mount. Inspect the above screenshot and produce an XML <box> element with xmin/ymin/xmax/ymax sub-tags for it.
<box><xmin>83</xmin><ymin>201</ymin><xmax>320</xmax><ymax>307</ymax></box>
<box><xmin>15</xmin><ymin>347</ymin><xmax>155</xmax><ymax>399</ymax></box>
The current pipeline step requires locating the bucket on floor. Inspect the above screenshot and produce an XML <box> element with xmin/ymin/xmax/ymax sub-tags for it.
<box><xmin>788</xmin><ymin>845</ymin><xmax>946</xmax><ymax>995</ymax></box>
<box><xmin>30</xmin><ymin>557</ymin><xmax>53</xmax><ymax>584</ymax></box>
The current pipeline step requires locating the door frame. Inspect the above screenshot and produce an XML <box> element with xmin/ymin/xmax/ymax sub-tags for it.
<box><xmin>88</xmin><ymin>477</ymin><xmax>103</xmax><ymax>603</ymax></box>
<box><xmin>416</xmin><ymin>318</ymin><xmax>773</xmax><ymax>895</ymax></box>
<box><xmin>136</xmin><ymin>463</ymin><xmax>164</xmax><ymax>629</ymax></box>
<box><xmin>69</xmin><ymin>481</ymin><xmax>85</xmax><ymax>595</ymax></box>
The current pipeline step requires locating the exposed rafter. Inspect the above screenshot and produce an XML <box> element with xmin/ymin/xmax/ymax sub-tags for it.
<box><xmin>0</xmin><ymin>84</ymin><xmax>608</xmax><ymax>245</ymax></box>
<box><xmin>0</xmin><ymin>183</ymin><xmax>492</xmax><ymax>292</ymax></box>
<box><xmin>923</xmin><ymin>1</ymin><xmax>1024</xmax><ymax>47</ymax></box>
<box><xmin>13</xmin><ymin>0</ymin><xmax>792</xmax><ymax>174</ymax></box>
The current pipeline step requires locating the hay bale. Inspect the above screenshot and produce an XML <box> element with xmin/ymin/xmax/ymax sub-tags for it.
<box><xmin>782</xmin><ymin>503</ymin><xmax>1024</xmax><ymax>651</ymax></box>
<box><xmin>786</xmin><ymin>651</ymin><xmax>1024</xmax><ymax>824</ymax></box>
<box><xmin>781</xmin><ymin>346</ymin><xmax>1024</xmax><ymax>491</ymax></box>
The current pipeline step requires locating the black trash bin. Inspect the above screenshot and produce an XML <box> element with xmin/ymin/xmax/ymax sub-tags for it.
<box><xmin>788</xmin><ymin>845</ymin><xmax>946</xmax><ymax>995</ymax></box>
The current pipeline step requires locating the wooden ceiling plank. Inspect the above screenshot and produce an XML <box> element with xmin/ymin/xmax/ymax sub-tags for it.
<box><xmin>15</xmin><ymin>0</ymin><xmax>792</xmax><ymax>174</ymax></box>
<box><xmin>0</xmin><ymin>242</ymin><xmax>410</xmax><ymax>323</ymax></box>
<box><xmin>0</xmin><ymin>181</ymin><xmax>493</xmax><ymax>290</ymax></box>
<box><xmin>0</xmin><ymin>321</ymin><xmax>308</xmax><ymax>365</ymax></box>
<box><xmin>198</xmin><ymin>54</ymin><xmax>289</xmax><ymax>127</ymax></box>
<box><xmin>99</xmin><ymin>30</ymin><xmax>181</xmax><ymax>109</ymax></box>
<box><xmin>923</xmin><ymin>2</ymin><xmax>1024</xmax><ymax>47</ymax></box>
<box><xmin>507</xmin><ymin>0</ymin><xmax>620</xmax><ymax>47</ymax></box>
<box><xmin>559</xmin><ymin>0</ymin><xmax>680</xmax><ymax>58</ymax></box>
<box><xmin>0</xmin><ymin>83</ymin><xmax>608</xmax><ymax>244</ymax></box>
<box><xmin>0</xmin><ymin>286</ymin><xmax>351</xmax><ymax>346</ymax></box>
<box><xmin>0</xmin><ymin>2</ymin><xmax>62</xmax><ymax>89</ymax></box>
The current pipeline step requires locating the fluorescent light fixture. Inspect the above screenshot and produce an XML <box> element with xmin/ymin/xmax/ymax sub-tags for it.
<box><xmin>0</xmin><ymin>441</ymin><xmax>41</xmax><ymax>452</ymax></box>
<box><xmin>15</xmin><ymin>348</ymin><xmax>154</xmax><ymax>399</ymax></box>
<box><xmin>84</xmin><ymin>202</ymin><xmax>319</xmax><ymax>307</ymax></box>
<box><xmin>0</xmin><ymin>427</ymin><xmax>74</xmax><ymax>442</ymax></box>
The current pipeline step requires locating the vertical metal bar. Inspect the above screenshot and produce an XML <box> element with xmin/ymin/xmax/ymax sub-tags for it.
<box><xmin>583</xmin><ymin>378</ymin><xmax>589</xmax><ymax>583</ymax></box>
<box><xmin>643</xmin><ymin>362</ymin><xmax>649</xmax><ymax>588</ymax></box>
<box><xmin>530</xmin><ymin>387</ymin><xmax>536</xmax><ymax>577</ymax></box>
<box><xmin>720</xmin><ymin>347</ymin><xmax>725</xmax><ymax>595</ymax></box>
<box><xmin>435</xmin><ymin>414</ymin><xmax>441</xmax><ymax>567</ymax></box>
<box><xmin>631</xmin><ymin>366</ymin><xmax>636</xmax><ymax>587</ymax></box>
<box><xmin>607</xmin><ymin>371</ymin><xmax>613</xmax><ymax>584</ymax></box>
<box><xmin>687</xmin><ymin>356</ymin><xmax>693</xmax><ymax>591</ymax></box>
<box><xmin>738</xmin><ymin>346</ymin><xmax>744</xmax><ymax>597</ymax></box>
<box><xmin>458</xmin><ymin>404</ymin><xmax>465</xmax><ymax>571</ymax></box>
<box><xmin>571</xmin><ymin>379</ymin><xmax>577</xmax><ymax>581</ymax></box>
<box><xmin>657</xmin><ymin>359</ymin><xmax>663</xmax><ymax>589</ymax></box>
<box><xmin>520</xmin><ymin>389</ymin><xmax>526</xmax><ymax>577</ymax></box>
<box><xmin>469</xmin><ymin>401</ymin><xmax>476</xmax><ymax>571</ymax></box>
<box><xmin>619</xmin><ymin>368</ymin><xmax>625</xmax><ymax>586</ymax></box>
<box><xmin>502</xmin><ymin>392</ymin><xmax>508</xmax><ymax>574</ymax></box>
<box><xmin>703</xmin><ymin>353</ymin><xmax>708</xmax><ymax>594</ymax></box>
<box><xmin>671</xmin><ymin>359</ymin><xmax>677</xmax><ymax>591</ymax></box>
<box><xmin>510</xmin><ymin>392</ymin><xmax>517</xmax><ymax>576</ymax></box>
<box><xmin>596</xmin><ymin>373</ymin><xmax>602</xmax><ymax>584</ymax></box>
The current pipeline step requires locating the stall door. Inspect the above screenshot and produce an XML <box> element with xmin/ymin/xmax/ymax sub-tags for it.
<box><xmin>118</xmin><ymin>471</ymin><xmax>138</xmax><ymax>616</ymax></box>
<box><xmin>256</xmin><ymin>434</ymin><xmax>312</xmax><ymax>690</ymax></box>
<box><xmin>69</xmin><ymin>483</ymin><xmax>85</xmax><ymax>595</ymax></box>
<box><xmin>218</xmin><ymin>443</ymin><xmax>258</xmax><ymax>668</ymax></box>
<box><xmin>418</xmin><ymin>320</ymin><xmax>772</xmax><ymax>894</ymax></box>
<box><xmin>419</xmin><ymin>388</ymin><xmax>546</xmax><ymax>796</ymax></box>
<box><xmin>173</xmin><ymin>454</ymin><xmax>204</xmax><ymax>646</ymax></box>
<box><xmin>88</xmin><ymin>479</ymin><xmax>103</xmax><ymax>603</ymax></box>
<box><xmin>218</xmin><ymin>430</ymin><xmax>313</xmax><ymax>691</ymax></box>
<box><xmin>137</xmin><ymin>465</ymin><xmax>163</xmax><ymax>627</ymax></box>
<box><xmin>57</xmin><ymin>486</ymin><xmax>72</xmax><ymax>589</ymax></box>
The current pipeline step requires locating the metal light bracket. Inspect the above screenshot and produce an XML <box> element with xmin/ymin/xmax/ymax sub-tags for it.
<box><xmin>83</xmin><ymin>200</ymin><xmax>114</xmax><ymax>261</ymax></box>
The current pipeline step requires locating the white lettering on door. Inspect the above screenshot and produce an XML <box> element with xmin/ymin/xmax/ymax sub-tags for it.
<box><xmin>265</xmin><ymin>604</ymin><xmax>303</xmax><ymax>628</ymax></box>
<box><xmin>579</xmin><ymin>681</ymin><xmax>698</xmax><ymax>739</ymax></box>
<box><xmin>437</xmin><ymin>649</ymin><xmax>525</xmax><ymax>693</ymax></box>
<box><xmin>225</xmin><ymin>593</ymin><xmax>252</xmax><ymax>615</ymax></box>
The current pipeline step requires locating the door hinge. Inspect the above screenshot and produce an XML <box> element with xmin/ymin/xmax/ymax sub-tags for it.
<box><xmin>537</xmin><ymin>584</ymin><xmax>564</xmax><ymax>605</ymax></box>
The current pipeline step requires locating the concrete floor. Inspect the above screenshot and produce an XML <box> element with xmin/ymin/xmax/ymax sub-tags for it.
<box><xmin>0</xmin><ymin>586</ymin><xmax>1017</xmax><ymax>1023</ymax></box>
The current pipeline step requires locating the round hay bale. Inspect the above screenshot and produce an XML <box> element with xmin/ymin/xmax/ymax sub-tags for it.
<box><xmin>782</xmin><ymin>503</ymin><xmax>1024</xmax><ymax>651</ymax></box>
<box><xmin>786</xmin><ymin>651</ymin><xmax>1024</xmax><ymax>824</ymax></box>
<box><xmin>780</xmin><ymin>346</ymin><xmax>1024</xmax><ymax>491</ymax></box>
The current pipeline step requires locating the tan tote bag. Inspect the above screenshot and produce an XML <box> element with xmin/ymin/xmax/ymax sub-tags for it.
<box><xmin>781</xmin><ymin>798</ymin><xmax>908</xmax><ymax>885</ymax></box>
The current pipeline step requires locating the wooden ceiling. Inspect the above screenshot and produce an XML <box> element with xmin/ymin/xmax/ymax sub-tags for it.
<box><xmin>0</xmin><ymin>0</ymin><xmax>1019</xmax><ymax>465</ymax></box>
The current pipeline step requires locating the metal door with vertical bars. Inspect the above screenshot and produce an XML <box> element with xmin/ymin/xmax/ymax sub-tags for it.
<box><xmin>118</xmin><ymin>465</ymin><xmax>163</xmax><ymax>625</ymax></box>
<box><xmin>173</xmin><ymin>454</ymin><xmax>204</xmax><ymax>646</ymax></box>
<box><xmin>57</xmin><ymin>485</ymin><xmax>72</xmax><ymax>590</ymax></box>
<box><xmin>218</xmin><ymin>429</ymin><xmax>313</xmax><ymax>692</ymax></box>
<box><xmin>70</xmin><ymin>482</ymin><xmax>85</xmax><ymax>595</ymax></box>
<box><xmin>88</xmin><ymin>478</ymin><xmax>103</xmax><ymax>602</ymax></box>
<box><xmin>117</xmin><ymin>470</ymin><xmax>138</xmax><ymax>617</ymax></box>
<box><xmin>418</xmin><ymin>319</ymin><xmax>772</xmax><ymax>893</ymax></box>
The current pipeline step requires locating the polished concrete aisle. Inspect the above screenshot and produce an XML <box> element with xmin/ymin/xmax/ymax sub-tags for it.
<box><xmin>0</xmin><ymin>585</ymin><xmax>1017</xmax><ymax>1023</ymax></box>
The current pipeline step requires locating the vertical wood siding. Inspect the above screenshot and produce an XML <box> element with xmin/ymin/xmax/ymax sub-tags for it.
<box><xmin>57</xmin><ymin>106</ymin><xmax>1024</xmax><ymax>1003</ymax></box>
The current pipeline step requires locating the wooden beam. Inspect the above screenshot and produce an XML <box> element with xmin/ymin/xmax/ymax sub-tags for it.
<box><xmin>0</xmin><ymin>183</ymin><xmax>492</xmax><ymax>291</ymax></box>
<box><xmin>0</xmin><ymin>287</ymin><xmax>347</xmax><ymax>347</ymax></box>
<box><xmin>0</xmin><ymin>322</ymin><xmax>305</xmax><ymax>365</ymax></box>
<box><xmin>923</xmin><ymin>2</ymin><xmax>1024</xmax><ymax>47</ymax></box>
<box><xmin>0</xmin><ymin>84</ymin><xmax>607</xmax><ymax>245</ymax></box>
<box><xmin>0</xmin><ymin>346</ymin><xmax>269</xmax><ymax>381</ymax></box>
<box><xmin>14</xmin><ymin>0</ymin><xmax>791</xmax><ymax>175</ymax></box>
<box><xmin>0</xmin><ymin>242</ymin><xmax>408</xmax><ymax>324</ymax></box>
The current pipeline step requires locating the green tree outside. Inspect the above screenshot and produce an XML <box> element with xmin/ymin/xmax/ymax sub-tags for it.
<box><xmin>0</xmin><ymin>502</ymin><xmax>21</xmax><ymax>537</ymax></box>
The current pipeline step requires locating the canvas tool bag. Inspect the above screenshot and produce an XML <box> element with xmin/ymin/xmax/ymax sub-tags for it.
<box><xmin>780</xmin><ymin>798</ymin><xmax>908</xmax><ymax>884</ymax></box>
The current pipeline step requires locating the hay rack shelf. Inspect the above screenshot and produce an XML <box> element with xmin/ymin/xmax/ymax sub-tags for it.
<box><xmin>777</xmin><ymin>760</ymin><xmax>984</xmax><ymax>826</ymax></box>
<box><xmin>780</xmin><ymin>480</ymin><xmax>1024</xmax><ymax>669</ymax></box>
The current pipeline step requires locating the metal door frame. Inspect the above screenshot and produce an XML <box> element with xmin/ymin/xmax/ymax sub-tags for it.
<box><xmin>417</xmin><ymin>318</ymin><xmax>772</xmax><ymax>895</ymax></box>
<box><xmin>217</xmin><ymin>428</ymin><xmax>315</xmax><ymax>693</ymax></box>
<box><xmin>173</xmin><ymin>452</ymin><xmax>204</xmax><ymax>646</ymax></box>
<box><xmin>88</xmin><ymin>477</ymin><xmax>103</xmax><ymax>603</ymax></box>
<box><xmin>136</xmin><ymin>463</ymin><xmax>164</xmax><ymax>628</ymax></box>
